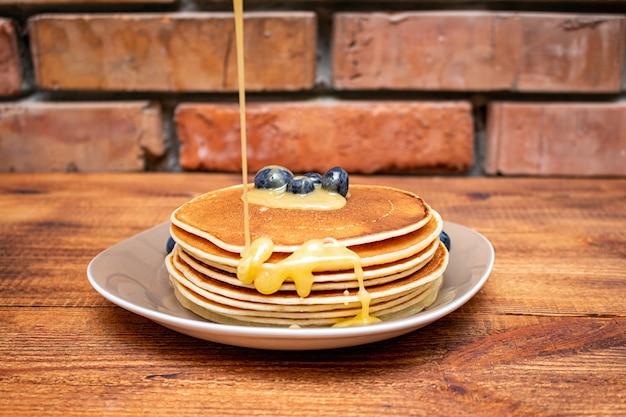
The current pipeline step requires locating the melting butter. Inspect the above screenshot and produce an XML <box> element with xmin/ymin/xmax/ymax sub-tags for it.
<box><xmin>237</xmin><ymin>237</ymin><xmax>380</xmax><ymax>326</ymax></box>
<box><xmin>245</xmin><ymin>187</ymin><xmax>346</xmax><ymax>210</ymax></box>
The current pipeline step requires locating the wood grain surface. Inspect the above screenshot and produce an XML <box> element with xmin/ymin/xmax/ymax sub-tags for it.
<box><xmin>1</xmin><ymin>173</ymin><xmax>625</xmax><ymax>417</ymax></box>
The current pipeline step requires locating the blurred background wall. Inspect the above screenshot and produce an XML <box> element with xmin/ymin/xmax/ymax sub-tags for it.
<box><xmin>1</xmin><ymin>0</ymin><xmax>625</xmax><ymax>176</ymax></box>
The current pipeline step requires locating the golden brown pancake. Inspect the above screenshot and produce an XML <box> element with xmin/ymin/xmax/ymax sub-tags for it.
<box><xmin>168</xmin><ymin>243</ymin><xmax>447</xmax><ymax>307</ymax></box>
<box><xmin>171</xmin><ymin>278</ymin><xmax>443</xmax><ymax>327</ymax></box>
<box><xmin>174</xmin><ymin>239</ymin><xmax>439</xmax><ymax>290</ymax></box>
<box><xmin>171</xmin><ymin>184</ymin><xmax>431</xmax><ymax>253</ymax></box>
<box><xmin>170</xmin><ymin>209</ymin><xmax>442</xmax><ymax>270</ymax></box>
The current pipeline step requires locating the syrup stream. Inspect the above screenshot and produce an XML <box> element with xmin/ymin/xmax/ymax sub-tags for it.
<box><xmin>233</xmin><ymin>0</ymin><xmax>251</xmax><ymax>250</ymax></box>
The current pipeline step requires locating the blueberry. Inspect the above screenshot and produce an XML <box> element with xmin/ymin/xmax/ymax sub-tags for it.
<box><xmin>303</xmin><ymin>172</ymin><xmax>323</xmax><ymax>187</ymax></box>
<box><xmin>439</xmin><ymin>230</ymin><xmax>451</xmax><ymax>252</ymax></box>
<box><xmin>254</xmin><ymin>166</ymin><xmax>293</xmax><ymax>190</ymax></box>
<box><xmin>166</xmin><ymin>236</ymin><xmax>176</xmax><ymax>254</ymax></box>
<box><xmin>321</xmin><ymin>167</ymin><xmax>349</xmax><ymax>197</ymax></box>
<box><xmin>287</xmin><ymin>176</ymin><xmax>315</xmax><ymax>195</ymax></box>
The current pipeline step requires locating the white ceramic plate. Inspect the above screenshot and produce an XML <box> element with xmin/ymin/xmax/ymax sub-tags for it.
<box><xmin>87</xmin><ymin>221</ymin><xmax>494</xmax><ymax>350</ymax></box>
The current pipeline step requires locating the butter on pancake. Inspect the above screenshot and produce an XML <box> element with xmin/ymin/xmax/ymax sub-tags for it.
<box><xmin>165</xmin><ymin>170</ymin><xmax>449</xmax><ymax>328</ymax></box>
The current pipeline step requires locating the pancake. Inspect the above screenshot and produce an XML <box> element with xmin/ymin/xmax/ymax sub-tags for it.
<box><xmin>171</xmin><ymin>184</ymin><xmax>432</xmax><ymax>253</ymax></box>
<box><xmin>174</xmin><ymin>239</ymin><xmax>439</xmax><ymax>290</ymax></box>
<box><xmin>166</xmin><ymin>181</ymin><xmax>449</xmax><ymax>328</ymax></box>
<box><xmin>169</xmin><ymin>272</ymin><xmax>444</xmax><ymax>327</ymax></box>
<box><xmin>167</xmin><ymin>243</ymin><xmax>447</xmax><ymax>308</ymax></box>
<box><xmin>169</xmin><ymin>209</ymin><xmax>443</xmax><ymax>271</ymax></box>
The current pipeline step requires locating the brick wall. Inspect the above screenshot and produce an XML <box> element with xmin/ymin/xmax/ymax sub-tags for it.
<box><xmin>1</xmin><ymin>1</ymin><xmax>625</xmax><ymax>176</ymax></box>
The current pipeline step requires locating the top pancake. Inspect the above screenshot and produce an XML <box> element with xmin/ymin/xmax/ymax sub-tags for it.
<box><xmin>171</xmin><ymin>184</ymin><xmax>431</xmax><ymax>253</ymax></box>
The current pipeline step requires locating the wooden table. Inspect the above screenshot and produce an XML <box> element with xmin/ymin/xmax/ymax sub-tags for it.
<box><xmin>1</xmin><ymin>173</ymin><xmax>625</xmax><ymax>416</ymax></box>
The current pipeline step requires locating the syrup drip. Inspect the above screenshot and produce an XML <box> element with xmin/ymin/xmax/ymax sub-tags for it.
<box><xmin>233</xmin><ymin>0</ymin><xmax>251</xmax><ymax>250</ymax></box>
<box><xmin>237</xmin><ymin>238</ymin><xmax>381</xmax><ymax>327</ymax></box>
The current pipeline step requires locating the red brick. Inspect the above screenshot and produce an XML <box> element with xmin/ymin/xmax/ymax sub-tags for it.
<box><xmin>485</xmin><ymin>102</ymin><xmax>626</xmax><ymax>176</ymax></box>
<box><xmin>333</xmin><ymin>12</ymin><xmax>625</xmax><ymax>92</ymax></box>
<box><xmin>28</xmin><ymin>12</ymin><xmax>316</xmax><ymax>92</ymax></box>
<box><xmin>0</xmin><ymin>102</ymin><xmax>163</xmax><ymax>172</ymax></box>
<box><xmin>175</xmin><ymin>101</ymin><xmax>474</xmax><ymax>174</ymax></box>
<box><xmin>0</xmin><ymin>19</ymin><xmax>23</xmax><ymax>96</ymax></box>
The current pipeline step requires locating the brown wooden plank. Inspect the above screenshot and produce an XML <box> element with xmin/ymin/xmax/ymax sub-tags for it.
<box><xmin>1</xmin><ymin>173</ymin><xmax>625</xmax><ymax>416</ymax></box>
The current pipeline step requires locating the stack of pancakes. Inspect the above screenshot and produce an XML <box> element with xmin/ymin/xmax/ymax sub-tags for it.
<box><xmin>165</xmin><ymin>184</ymin><xmax>448</xmax><ymax>327</ymax></box>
